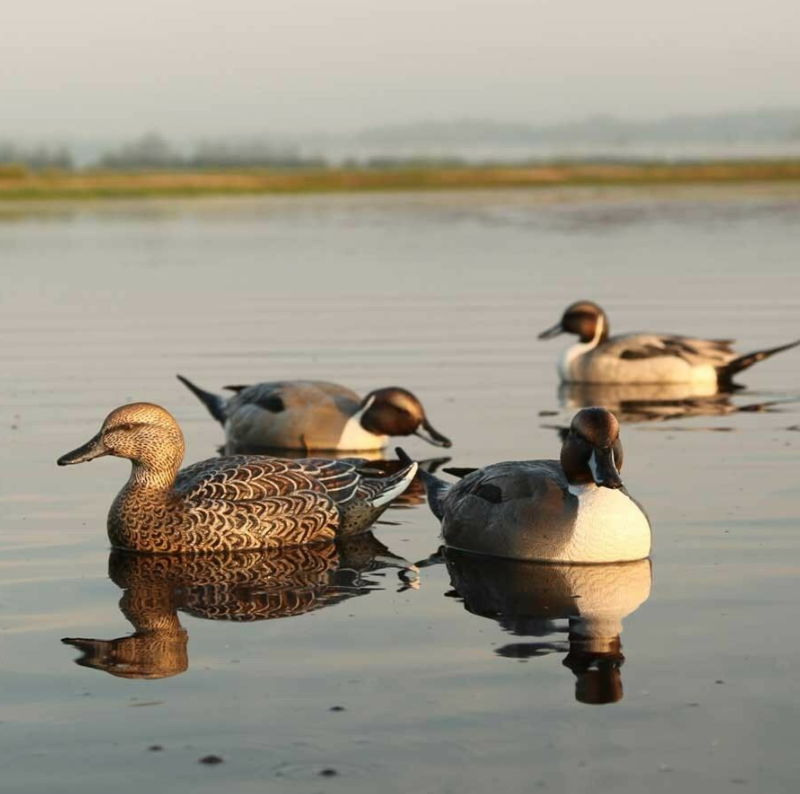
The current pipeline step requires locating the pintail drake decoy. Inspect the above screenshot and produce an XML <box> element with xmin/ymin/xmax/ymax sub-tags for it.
<box><xmin>57</xmin><ymin>403</ymin><xmax>417</xmax><ymax>553</ymax></box>
<box><xmin>402</xmin><ymin>407</ymin><xmax>651</xmax><ymax>564</ymax></box>
<box><xmin>539</xmin><ymin>300</ymin><xmax>800</xmax><ymax>386</ymax></box>
<box><xmin>177</xmin><ymin>375</ymin><xmax>452</xmax><ymax>453</ymax></box>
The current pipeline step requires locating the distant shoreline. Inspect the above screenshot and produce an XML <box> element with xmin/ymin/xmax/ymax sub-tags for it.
<box><xmin>2</xmin><ymin>161</ymin><xmax>800</xmax><ymax>200</ymax></box>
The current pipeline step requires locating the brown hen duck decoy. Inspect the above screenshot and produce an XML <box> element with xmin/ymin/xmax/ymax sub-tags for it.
<box><xmin>57</xmin><ymin>403</ymin><xmax>417</xmax><ymax>553</ymax></box>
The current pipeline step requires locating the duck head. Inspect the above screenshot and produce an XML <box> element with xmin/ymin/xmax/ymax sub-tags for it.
<box><xmin>359</xmin><ymin>387</ymin><xmax>452</xmax><ymax>448</ymax></box>
<box><xmin>57</xmin><ymin>403</ymin><xmax>185</xmax><ymax>481</ymax></box>
<box><xmin>539</xmin><ymin>300</ymin><xmax>610</xmax><ymax>345</ymax></box>
<box><xmin>560</xmin><ymin>407</ymin><xmax>624</xmax><ymax>489</ymax></box>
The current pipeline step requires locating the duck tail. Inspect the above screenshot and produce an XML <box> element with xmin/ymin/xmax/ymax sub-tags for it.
<box><xmin>717</xmin><ymin>338</ymin><xmax>800</xmax><ymax>385</ymax></box>
<box><xmin>396</xmin><ymin>447</ymin><xmax>450</xmax><ymax>520</ymax></box>
<box><xmin>176</xmin><ymin>374</ymin><xmax>227</xmax><ymax>425</ymax></box>
<box><xmin>369</xmin><ymin>461</ymin><xmax>418</xmax><ymax>508</ymax></box>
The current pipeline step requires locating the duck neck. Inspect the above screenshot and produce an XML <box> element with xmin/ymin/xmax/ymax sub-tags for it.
<box><xmin>580</xmin><ymin>312</ymin><xmax>608</xmax><ymax>350</ymax></box>
<box><xmin>560</xmin><ymin>316</ymin><xmax>608</xmax><ymax>379</ymax></box>
<box><xmin>129</xmin><ymin>461</ymin><xmax>180</xmax><ymax>491</ymax></box>
<box><xmin>126</xmin><ymin>438</ymin><xmax>184</xmax><ymax>492</ymax></box>
<box><xmin>121</xmin><ymin>586</ymin><xmax>184</xmax><ymax>634</ymax></box>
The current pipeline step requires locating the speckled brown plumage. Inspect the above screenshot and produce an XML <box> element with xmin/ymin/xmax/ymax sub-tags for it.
<box><xmin>57</xmin><ymin>403</ymin><xmax>417</xmax><ymax>553</ymax></box>
<box><xmin>62</xmin><ymin>534</ymin><xmax>416</xmax><ymax>679</ymax></box>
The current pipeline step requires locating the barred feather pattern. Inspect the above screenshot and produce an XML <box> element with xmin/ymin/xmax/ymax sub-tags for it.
<box><xmin>108</xmin><ymin>454</ymin><xmax>406</xmax><ymax>553</ymax></box>
<box><xmin>64</xmin><ymin>404</ymin><xmax>411</xmax><ymax>553</ymax></box>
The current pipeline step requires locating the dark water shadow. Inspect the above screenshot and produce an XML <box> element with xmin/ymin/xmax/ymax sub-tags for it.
<box><xmin>62</xmin><ymin>532</ymin><xmax>417</xmax><ymax>680</ymax></box>
<box><xmin>430</xmin><ymin>548</ymin><xmax>652</xmax><ymax>705</ymax></box>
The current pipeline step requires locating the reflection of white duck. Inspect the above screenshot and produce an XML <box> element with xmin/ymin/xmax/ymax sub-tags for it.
<box><xmin>539</xmin><ymin>300</ymin><xmax>800</xmax><ymax>386</ymax></box>
<box><xmin>443</xmin><ymin>549</ymin><xmax>652</xmax><ymax>704</ymax></box>
<box><xmin>557</xmin><ymin>382</ymin><xmax>788</xmax><ymax>424</ymax></box>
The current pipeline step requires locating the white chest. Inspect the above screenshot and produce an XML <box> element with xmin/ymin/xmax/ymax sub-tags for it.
<box><xmin>336</xmin><ymin>415</ymin><xmax>388</xmax><ymax>451</ymax></box>
<box><xmin>564</xmin><ymin>484</ymin><xmax>651</xmax><ymax>563</ymax></box>
<box><xmin>558</xmin><ymin>342</ymin><xmax>594</xmax><ymax>382</ymax></box>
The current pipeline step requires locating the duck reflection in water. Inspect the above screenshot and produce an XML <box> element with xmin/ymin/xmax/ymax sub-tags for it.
<box><xmin>62</xmin><ymin>532</ymin><xmax>417</xmax><ymax>680</ymax></box>
<box><xmin>439</xmin><ymin>549</ymin><xmax>652</xmax><ymax>705</ymax></box>
<box><xmin>555</xmin><ymin>381</ymin><xmax>792</xmax><ymax>425</ymax></box>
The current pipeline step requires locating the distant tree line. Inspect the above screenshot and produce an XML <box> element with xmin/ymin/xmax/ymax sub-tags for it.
<box><xmin>0</xmin><ymin>132</ymin><xmax>471</xmax><ymax>173</ymax></box>
<box><xmin>0</xmin><ymin>142</ymin><xmax>73</xmax><ymax>171</ymax></box>
<box><xmin>96</xmin><ymin>132</ymin><xmax>327</xmax><ymax>170</ymax></box>
<box><xmin>0</xmin><ymin>133</ymin><xmax>329</xmax><ymax>172</ymax></box>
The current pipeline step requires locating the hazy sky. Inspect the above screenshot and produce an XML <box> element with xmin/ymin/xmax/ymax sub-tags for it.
<box><xmin>4</xmin><ymin>0</ymin><xmax>799</xmax><ymax>139</ymax></box>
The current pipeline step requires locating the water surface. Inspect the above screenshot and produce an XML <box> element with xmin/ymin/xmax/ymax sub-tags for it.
<box><xmin>2</xmin><ymin>186</ymin><xmax>800</xmax><ymax>793</ymax></box>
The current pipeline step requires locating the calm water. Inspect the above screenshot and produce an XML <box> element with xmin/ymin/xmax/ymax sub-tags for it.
<box><xmin>2</xmin><ymin>186</ymin><xmax>800</xmax><ymax>793</ymax></box>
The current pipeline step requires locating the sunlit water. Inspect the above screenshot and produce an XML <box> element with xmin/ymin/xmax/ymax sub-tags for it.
<box><xmin>1</xmin><ymin>185</ymin><xmax>800</xmax><ymax>793</ymax></box>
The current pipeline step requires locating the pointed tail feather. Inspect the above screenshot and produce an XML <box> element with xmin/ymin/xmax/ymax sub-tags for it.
<box><xmin>176</xmin><ymin>374</ymin><xmax>228</xmax><ymax>425</ymax></box>
<box><xmin>442</xmin><ymin>466</ymin><xmax>479</xmax><ymax>479</ymax></box>
<box><xmin>396</xmin><ymin>447</ymin><xmax>450</xmax><ymax>520</ymax></box>
<box><xmin>718</xmin><ymin>338</ymin><xmax>800</xmax><ymax>383</ymax></box>
<box><xmin>370</xmin><ymin>461</ymin><xmax>418</xmax><ymax>508</ymax></box>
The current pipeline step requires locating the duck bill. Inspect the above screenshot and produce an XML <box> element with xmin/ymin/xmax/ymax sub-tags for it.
<box><xmin>538</xmin><ymin>322</ymin><xmax>564</xmax><ymax>340</ymax></box>
<box><xmin>415</xmin><ymin>419</ymin><xmax>452</xmax><ymax>448</ymax></box>
<box><xmin>57</xmin><ymin>433</ymin><xmax>109</xmax><ymax>466</ymax></box>
<box><xmin>589</xmin><ymin>447</ymin><xmax>623</xmax><ymax>489</ymax></box>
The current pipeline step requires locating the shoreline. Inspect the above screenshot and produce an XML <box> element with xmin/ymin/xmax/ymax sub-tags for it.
<box><xmin>2</xmin><ymin>160</ymin><xmax>800</xmax><ymax>200</ymax></box>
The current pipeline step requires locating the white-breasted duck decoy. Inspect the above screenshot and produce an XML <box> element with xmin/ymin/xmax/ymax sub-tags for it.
<box><xmin>57</xmin><ymin>403</ymin><xmax>417</xmax><ymax>553</ymax></box>
<box><xmin>539</xmin><ymin>300</ymin><xmax>800</xmax><ymax>386</ymax></box>
<box><xmin>177</xmin><ymin>375</ymin><xmax>452</xmax><ymax>453</ymax></box>
<box><xmin>400</xmin><ymin>407</ymin><xmax>651</xmax><ymax>564</ymax></box>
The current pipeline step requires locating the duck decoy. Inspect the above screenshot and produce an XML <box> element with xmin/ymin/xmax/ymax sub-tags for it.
<box><xmin>177</xmin><ymin>375</ymin><xmax>451</xmax><ymax>453</ymax></box>
<box><xmin>63</xmin><ymin>533</ymin><xmax>417</xmax><ymax>679</ymax></box>
<box><xmin>401</xmin><ymin>407</ymin><xmax>650</xmax><ymax>563</ymax></box>
<box><xmin>539</xmin><ymin>300</ymin><xmax>800</xmax><ymax>386</ymax></box>
<box><xmin>57</xmin><ymin>403</ymin><xmax>417</xmax><ymax>553</ymax></box>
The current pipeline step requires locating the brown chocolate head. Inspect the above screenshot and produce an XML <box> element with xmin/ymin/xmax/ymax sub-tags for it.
<box><xmin>560</xmin><ymin>407</ymin><xmax>623</xmax><ymax>488</ymax></box>
<box><xmin>539</xmin><ymin>301</ymin><xmax>609</xmax><ymax>344</ymax></box>
<box><xmin>359</xmin><ymin>387</ymin><xmax>452</xmax><ymax>448</ymax></box>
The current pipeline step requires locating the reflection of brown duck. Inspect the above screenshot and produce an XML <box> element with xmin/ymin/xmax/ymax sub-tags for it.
<box><xmin>557</xmin><ymin>381</ymin><xmax>790</xmax><ymax>424</ymax></box>
<box><xmin>63</xmin><ymin>533</ymin><xmax>415</xmax><ymax>680</ymax></box>
<box><xmin>443</xmin><ymin>549</ymin><xmax>651</xmax><ymax>704</ymax></box>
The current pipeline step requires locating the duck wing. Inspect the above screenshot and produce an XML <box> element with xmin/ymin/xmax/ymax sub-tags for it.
<box><xmin>171</xmin><ymin>457</ymin><xmax>368</xmax><ymax>547</ymax></box>
<box><xmin>176</xmin><ymin>456</ymin><xmax>361</xmax><ymax>504</ymax></box>
<box><xmin>442</xmin><ymin>461</ymin><xmax>575</xmax><ymax>560</ymax></box>
<box><xmin>448</xmin><ymin>460</ymin><xmax>568</xmax><ymax>504</ymax></box>
<box><xmin>603</xmin><ymin>333</ymin><xmax>736</xmax><ymax>366</ymax></box>
<box><xmin>225</xmin><ymin>381</ymin><xmax>361</xmax><ymax>414</ymax></box>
